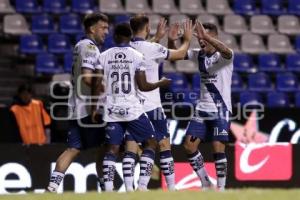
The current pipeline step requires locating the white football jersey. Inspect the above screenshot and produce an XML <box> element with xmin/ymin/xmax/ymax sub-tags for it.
<box><xmin>96</xmin><ymin>45</ymin><xmax>147</xmax><ymax>122</ymax></box>
<box><xmin>187</xmin><ymin>48</ymin><xmax>234</xmax><ymax>113</ymax></box>
<box><xmin>130</xmin><ymin>38</ymin><xmax>169</xmax><ymax>112</ymax></box>
<box><xmin>68</xmin><ymin>38</ymin><xmax>101</xmax><ymax>119</ymax></box>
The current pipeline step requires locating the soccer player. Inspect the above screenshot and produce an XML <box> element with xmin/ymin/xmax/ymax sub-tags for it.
<box><xmin>47</xmin><ymin>13</ymin><xmax>109</xmax><ymax>192</ymax></box>
<box><xmin>93</xmin><ymin>22</ymin><xmax>172</xmax><ymax>192</ymax></box>
<box><xmin>181</xmin><ymin>21</ymin><xmax>233</xmax><ymax>191</ymax></box>
<box><xmin>121</xmin><ymin>15</ymin><xmax>193</xmax><ymax>191</ymax></box>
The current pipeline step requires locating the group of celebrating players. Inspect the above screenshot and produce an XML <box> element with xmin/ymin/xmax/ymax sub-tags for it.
<box><xmin>46</xmin><ymin>12</ymin><xmax>233</xmax><ymax>193</ymax></box>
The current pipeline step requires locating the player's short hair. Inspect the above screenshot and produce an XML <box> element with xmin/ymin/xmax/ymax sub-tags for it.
<box><xmin>202</xmin><ymin>23</ymin><xmax>218</xmax><ymax>35</ymax></box>
<box><xmin>113</xmin><ymin>22</ymin><xmax>132</xmax><ymax>44</ymax></box>
<box><xmin>130</xmin><ymin>15</ymin><xmax>149</xmax><ymax>34</ymax></box>
<box><xmin>83</xmin><ymin>13</ymin><xmax>108</xmax><ymax>32</ymax></box>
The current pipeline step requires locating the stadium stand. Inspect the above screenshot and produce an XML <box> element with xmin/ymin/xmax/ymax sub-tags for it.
<box><xmin>43</xmin><ymin>0</ymin><xmax>69</xmax><ymax>14</ymax></box>
<box><xmin>179</xmin><ymin>0</ymin><xmax>205</xmax><ymax>15</ymax></box>
<box><xmin>31</xmin><ymin>14</ymin><xmax>56</xmax><ymax>34</ymax></box>
<box><xmin>125</xmin><ymin>0</ymin><xmax>152</xmax><ymax>14</ymax></box>
<box><xmin>0</xmin><ymin>0</ymin><xmax>15</xmax><ymax>14</ymax></box>
<box><xmin>1</xmin><ymin>0</ymin><xmax>300</xmax><ymax>110</ymax></box>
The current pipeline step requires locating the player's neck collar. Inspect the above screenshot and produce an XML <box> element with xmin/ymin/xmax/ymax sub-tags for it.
<box><xmin>84</xmin><ymin>36</ymin><xmax>98</xmax><ymax>46</ymax></box>
<box><xmin>131</xmin><ymin>37</ymin><xmax>145</xmax><ymax>42</ymax></box>
<box><xmin>116</xmin><ymin>43</ymin><xmax>131</xmax><ymax>47</ymax></box>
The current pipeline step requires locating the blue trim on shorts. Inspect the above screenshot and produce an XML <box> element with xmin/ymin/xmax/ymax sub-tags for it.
<box><xmin>105</xmin><ymin>113</ymin><xmax>156</xmax><ymax>145</ymax></box>
<box><xmin>185</xmin><ymin>110</ymin><xmax>231</xmax><ymax>142</ymax></box>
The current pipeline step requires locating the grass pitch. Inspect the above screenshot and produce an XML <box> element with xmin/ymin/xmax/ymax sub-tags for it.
<box><xmin>0</xmin><ymin>189</ymin><xmax>299</xmax><ymax>200</ymax></box>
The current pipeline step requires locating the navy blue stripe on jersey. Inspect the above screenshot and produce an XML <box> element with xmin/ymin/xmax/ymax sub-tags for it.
<box><xmin>197</xmin><ymin>51</ymin><xmax>207</xmax><ymax>73</ymax></box>
<box><xmin>204</xmin><ymin>83</ymin><xmax>228</xmax><ymax>113</ymax></box>
<box><xmin>165</xmin><ymin>50</ymin><xmax>170</xmax><ymax>60</ymax></box>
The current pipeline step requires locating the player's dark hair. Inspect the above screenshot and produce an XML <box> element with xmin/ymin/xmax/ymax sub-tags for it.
<box><xmin>83</xmin><ymin>13</ymin><xmax>109</xmax><ymax>33</ymax></box>
<box><xmin>18</xmin><ymin>83</ymin><xmax>32</xmax><ymax>94</ymax></box>
<box><xmin>202</xmin><ymin>23</ymin><xmax>218</xmax><ymax>35</ymax></box>
<box><xmin>113</xmin><ymin>23</ymin><xmax>132</xmax><ymax>44</ymax></box>
<box><xmin>130</xmin><ymin>15</ymin><xmax>149</xmax><ymax>34</ymax></box>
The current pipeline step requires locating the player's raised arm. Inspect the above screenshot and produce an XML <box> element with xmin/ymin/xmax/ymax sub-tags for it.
<box><xmin>195</xmin><ymin>20</ymin><xmax>232</xmax><ymax>60</ymax></box>
<box><xmin>167</xmin><ymin>22</ymin><xmax>180</xmax><ymax>49</ymax></box>
<box><xmin>167</xmin><ymin>19</ymin><xmax>193</xmax><ymax>61</ymax></box>
<box><xmin>149</xmin><ymin>17</ymin><xmax>168</xmax><ymax>43</ymax></box>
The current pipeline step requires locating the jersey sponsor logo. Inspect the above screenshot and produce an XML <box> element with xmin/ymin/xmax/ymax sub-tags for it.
<box><xmin>158</xmin><ymin>47</ymin><xmax>166</xmax><ymax>54</ymax></box>
<box><xmin>235</xmin><ymin>143</ymin><xmax>292</xmax><ymax>180</ymax></box>
<box><xmin>108</xmin><ymin>60</ymin><xmax>133</xmax><ymax>64</ymax></box>
<box><xmin>139</xmin><ymin>98</ymin><xmax>145</xmax><ymax>105</ymax></box>
<box><xmin>85</xmin><ymin>51</ymin><xmax>97</xmax><ymax>58</ymax></box>
<box><xmin>205</xmin><ymin>53</ymin><xmax>219</xmax><ymax>66</ymax></box>
<box><xmin>201</xmin><ymin>74</ymin><xmax>217</xmax><ymax>83</ymax></box>
<box><xmin>107</xmin><ymin>106</ymin><xmax>130</xmax><ymax>116</ymax></box>
<box><xmin>114</xmin><ymin>52</ymin><xmax>126</xmax><ymax>60</ymax></box>
<box><xmin>161</xmin><ymin>162</ymin><xmax>217</xmax><ymax>190</ymax></box>
<box><xmin>86</xmin><ymin>44</ymin><xmax>96</xmax><ymax>51</ymax></box>
<box><xmin>82</xmin><ymin>59</ymin><xmax>94</xmax><ymax>65</ymax></box>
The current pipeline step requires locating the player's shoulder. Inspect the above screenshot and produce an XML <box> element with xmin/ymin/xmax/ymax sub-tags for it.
<box><xmin>127</xmin><ymin>47</ymin><xmax>144</xmax><ymax>58</ymax></box>
<box><xmin>132</xmin><ymin>40</ymin><xmax>164</xmax><ymax>50</ymax></box>
<box><xmin>31</xmin><ymin>99</ymin><xmax>43</xmax><ymax>105</ymax></box>
<box><xmin>76</xmin><ymin>39</ymin><xmax>98</xmax><ymax>52</ymax></box>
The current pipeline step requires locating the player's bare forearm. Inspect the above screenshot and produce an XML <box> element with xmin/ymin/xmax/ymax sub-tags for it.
<box><xmin>136</xmin><ymin>72</ymin><xmax>171</xmax><ymax>91</ymax></box>
<box><xmin>136</xmin><ymin>75</ymin><xmax>160</xmax><ymax>91</ymax></box>
<box><xmin>149</xmin><ymin>18</ymin><xmax>168</xmax><ymax>43</ymax></box>
<box><xmin>168</xmin><ymin>22</ymin><xmax>180</xmax><ymax>49</ymax></box>
<box><xmin>91</xmin><ymin>70</ymin><xmax>104</xmax><ymax>112</ymax></box>
<box><xmin>81</xmin><ymin>68</ymin><xmax>94</xmax><ymax>87</ymax></box>
<box><xmin>138</xmin><ymin>80</ymin><xmax>169</xmax><ymax>91</ymax></box>
<box><xmin>168</xmin><ymin>40</ymin><xmax>189</xmax><ymax>61</ymax></box>
<box><xmin>204</xmin><ymin>35</ymin><xmax>232</xmax><ymax>59</ymax></box>
<box><xmin>168</xmin><ymin>20</ymin><xmax>192</xmax><ymax>61</ymax></box>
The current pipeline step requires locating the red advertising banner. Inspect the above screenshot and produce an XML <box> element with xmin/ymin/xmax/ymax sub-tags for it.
<box><xmin>235</xmin><ymin>143</ymin><xmax>293</xmax><ymax>181</ymax></box>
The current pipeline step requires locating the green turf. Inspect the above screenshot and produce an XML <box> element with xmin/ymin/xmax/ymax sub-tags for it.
<box><xmin>0</xmin><ymin>189</ymin><xmax>300</xmax><ymax>200</ymax></box>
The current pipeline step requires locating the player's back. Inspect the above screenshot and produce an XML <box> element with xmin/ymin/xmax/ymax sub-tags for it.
<box><xmin>99</xmin><ymin>46</ymin><xmax>146</xmax><ymax>122</ymax></box>
<box><xmin>130</xmin><ymin>39</ymin><xmax>169</xmax><ymax>112</ymax></box>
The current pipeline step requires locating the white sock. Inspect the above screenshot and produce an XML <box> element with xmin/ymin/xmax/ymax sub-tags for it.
<box><xmin>214</xmin><ymin>153</ymin><xmax>227</xmax><ymax>190</ymax></box>
<box><xmin>138</xmin><ymin>149</ymin><xmax>155</xmax><ymax>190</ymax></box>
<box><xmin>160</xmin><ymin>150</ymin><xmax>175</xmax><ymax>191</ymax></box>
<box><xmin>122</xmin><ymin>151</ymin><xmax>137</xmax><ymax>192</ymax></box>
<box><xmin>48</xmin><ymin>171</ymin><xmax>64</xmax><ymax>192</ymax></box>
<box><xmin>103</xmin><ymin>153</ymin><xmax>116</xmax><ymax>192</ymax></box>
<box><xmin>188</xmin><ymin>151</ymin><xmax>211</xmax><ymax>188</ymax></box>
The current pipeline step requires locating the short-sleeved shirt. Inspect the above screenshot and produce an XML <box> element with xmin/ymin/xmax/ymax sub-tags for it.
<box><xmin>96</xmin><ymin>45</ymin><xmax>147</xmax><ymax>122</ymax></box>
<box><xmin>130</xmin><ymin>38</ymin><xmax>169</xmax><ymax>112</ymax></box>
<box><xmin>68</xmin><ymin>38</ymin><xmax>101</xmax><ymax>120</ymax></box>
<box><xmin>187</xmin><ymin>48</ymin><xmax>234</xmax><ymax>113</ymax></box>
